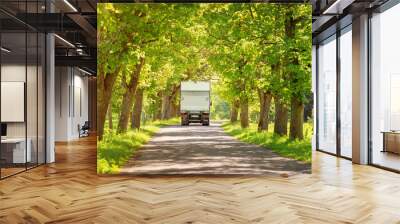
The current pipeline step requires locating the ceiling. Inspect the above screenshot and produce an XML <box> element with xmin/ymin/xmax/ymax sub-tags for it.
<box><xmin>311</xmin><ymin>0</ymin><xmax>392</xmax><ymax>43</ymax></box>
<box><xmin>0</xmin><ymin>0</ymin><xmax>97</xmax><ymax>74</ymax></box>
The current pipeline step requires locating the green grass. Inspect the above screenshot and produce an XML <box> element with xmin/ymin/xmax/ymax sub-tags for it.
<box><xmin>222</xmin><ymin>122</ymin><xmax>312</xmax><ymax>163</ymax></box>
<box><xmin>97</xmin><ymin>118</ymin><xmax>180</xmax><ymax>174</ymax></box>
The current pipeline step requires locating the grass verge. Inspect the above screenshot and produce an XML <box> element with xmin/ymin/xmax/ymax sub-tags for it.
<box><xmin>97</xmin><ymin>118</ymin><xmax>180</xmax><ymax>174</ymax></box>
<box><xmin>222</xmin><ymin>122</ymin><xmax>312</xmax><ymax>163</ymax></box>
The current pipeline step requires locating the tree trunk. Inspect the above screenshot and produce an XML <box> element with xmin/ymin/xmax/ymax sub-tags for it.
<box><xmin>284</xmin><ymin>8</ymin><xmax>304</xmax><ymax>140</ymax></box>
<box><xmin>258</xmin><ymin>90</ymin><xmax>272</xmax><ymax>132</ymax></box>
<box><xmin>131</xmin><ymin>88</ymin><xmax>144</xmax><ymax>129</ymax></box>
<box><xmin>274</xmin><ymin>97</ymin><xmax>288</xmax><ymax>136</ymax></box>
<box><xmin>154</xmin><ymin>105</ymin><xmax>162</xmax><ymax>120</ymax></box>
<box><xmin>230</xmin><ymin>99</ymin><xmax>239</xmax><ymax>122</ymax></box>
<box><xmin>117</xmin><ymin>57</ymin><xmax>144</xmax><ymax>133</ymax></box>
<box><xmin>161</xmin><ymin>93</ymin><xmax>170</xmax><ymax>120</ymax></box>
<box><xmin>289</xmin><ymin>97</ymin><xmax>304</xmax><ymax>140</ymax></box>
<box><xmin>161</xmin><ymin>85</ymin><xmax>180</xmax><ymax>120</ymax></box>
<box><xmin>175</xmin><ymin>101</ymin><xmax>181</xmax><ymax>117</ymax></box>
<box><xmin>107</xmin><ymin>104</ymin><xmax>113</xmax><ymax>130</ymax></box>
<box><xmin>170</xmin><ymin>102</ymin><xmax>179</xmax><ymax>118</ymax></box>
<box><xmin>118</xmin><ymin>88</ymin><xmax>135</xmax><ymax>133</ymax></box>
<box><xmin>240</xmin><ymin>98</ymin><xmax>249</xmax><ymax>128</ymax></box>
<box><xmin>97</xmin><ymin>68</ymin><xmax>120</xmax><ymax>140</ymax></box>
<box><xmin>153</xmin><ymin>92</ymin><xmax>162</xmax><ymax>120</ymax></box>
<box><xmin>303</xmin><ymin>93</ymin><xmax>313</xmax><ymax>122</ymax></box>
<box><xmin>168</xmin><ymin>101</ymin><xmax>175</xmax><ymax>118</ymax></box>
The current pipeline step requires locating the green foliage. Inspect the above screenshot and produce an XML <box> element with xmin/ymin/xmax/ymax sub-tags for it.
<box><xmin>97</xmin><ymin>118</ymin><xmax>180</xmax><ymax>174</ymax></box>
<box><xmin>99</xmin><ymin>3</ymin><xmax>312</xmax><ymax>119</ymax></box>
<box><xmin>222</xmin><ymin>122</ymin><xmax>312</xmax><ymax>163</ymax></box>
<box><xmin>98</xmin><ymin>3</ymin><xmax>205</xmax><ymax>107</ymax></box>
<box><xmin>210</xmin><ymin>89</ymin><xmax>230</xmax><ymax>120</ymax></box>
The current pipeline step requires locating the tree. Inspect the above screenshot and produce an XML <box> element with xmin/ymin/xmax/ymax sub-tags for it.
<box><xmin>131</xmin><ymin>88</ymin><xmax>144</xmax><ymax>129</ymax></box>
<box><xmin>283</xmin><ymin>5</ymin><xmax>312</xmax><ymax>140</ymax></box>
<box><xmin>117</xmin><ymin>57</ymin><xmax>144</xmax><ymax>133</ymax></box>
<box><xmin>204</xmin><ymin>4</ymin><xmax>259</xmax><ymax>128</ymax></box>
<box><xmin>98</xmin><ymin>3</ymin><xmax>201</xmax><ymax>136</ymax></box>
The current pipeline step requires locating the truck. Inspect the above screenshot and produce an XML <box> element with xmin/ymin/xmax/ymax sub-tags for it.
<box><xmin>180</xmin><ymin>81</ymin><xmax>211</xmax><ymax>126</ymax></box>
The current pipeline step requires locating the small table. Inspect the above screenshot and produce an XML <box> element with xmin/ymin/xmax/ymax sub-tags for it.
<box><xmin>381</xmin><ymin>131</ymin><xmax>400</xmax><ymax>154</ymax></box>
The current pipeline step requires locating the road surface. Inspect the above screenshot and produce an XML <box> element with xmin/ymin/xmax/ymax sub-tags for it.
<box><xmin>120</xmin><ymin>123</ymin><xmax>310</xmax><ymax>176</ymax></box>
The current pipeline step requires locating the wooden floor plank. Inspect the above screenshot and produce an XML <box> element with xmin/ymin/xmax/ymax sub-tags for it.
<box><xmin>0</xmin><ymin>136</ymin><xmax>399</xmax><ymax>223</ymax></box>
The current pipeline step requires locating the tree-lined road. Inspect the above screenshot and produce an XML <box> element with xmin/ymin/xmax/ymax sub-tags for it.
<box><xmin>120</xmin><ymin>123</ymin><xmax>310</xmax><ymax>176</ymax></box>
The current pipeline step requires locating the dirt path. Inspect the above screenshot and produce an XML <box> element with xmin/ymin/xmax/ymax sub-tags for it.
<box><xmin>120</xmin><ymin>123</ymin><xmax>310</xmax><ymax>176</ymax></box>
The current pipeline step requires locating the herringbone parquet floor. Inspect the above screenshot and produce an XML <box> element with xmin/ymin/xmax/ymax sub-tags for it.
<box><xmin>1</xmin><ymin>136</ymin><xmax>400</xmax><ymax>223</ymax></box>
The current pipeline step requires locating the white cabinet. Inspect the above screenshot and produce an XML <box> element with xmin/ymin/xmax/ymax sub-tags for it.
<box><xmin>1</xmin><ymin>138</ymin><xmax>32</xmax><ymax>163</ymax></box>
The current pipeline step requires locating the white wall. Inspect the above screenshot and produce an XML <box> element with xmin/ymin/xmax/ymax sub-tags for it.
<box><xmin>74</xmin><ymin>72</ymin><xmax>89</xmax><ymax>135</ymax></box>
<box><xmin>55</xmin><ymin>67</ymin><xmax>69</xmax><ymax>141</ymax></box>
<box><xmin>1</xmin><ymin>65</ymin><xmax>29</xmax><ymax>138</ymax></box>
<box><xmin>55</xmin><ymin>67</ymin><xmax>89</xmax><ymax>141</ymax></box>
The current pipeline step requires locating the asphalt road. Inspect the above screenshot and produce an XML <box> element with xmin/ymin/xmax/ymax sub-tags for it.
<box><xmin>120</xmin><ymin>123</ymin><xmax>310</xmax><ymax>176</ymax></box>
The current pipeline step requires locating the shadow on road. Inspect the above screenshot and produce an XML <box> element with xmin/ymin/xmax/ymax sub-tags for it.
<box><xmin>120</xmin><ymin>123</ymin><xmax>311</xmax><ymax>176</ymax></box>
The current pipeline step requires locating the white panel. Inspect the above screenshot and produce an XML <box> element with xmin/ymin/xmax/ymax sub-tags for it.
<box><xmin>181</xmin><ymin>81</ymin><xmax>210</xmax><ymax>91</ymax></box>
<box><xmin>312</xmin><ymin>45</ymin><xmax>316</xmax><ymax>151</ymax></box>
<box><xmin>181</xmin><ymin>91</ymin><xmax>210</xmax><ymax>112</ymax></box>
<box><xmin>340</xmin><ymin>29</ymin><xmax>353</xmax><ymax>158</ymax></box>
<box><xmin>1</xmin><ymin>82</ymin><xmax>25</xmax><ymax>122</ymax></box>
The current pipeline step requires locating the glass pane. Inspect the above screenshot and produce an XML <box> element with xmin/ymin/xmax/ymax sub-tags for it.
<box><xmin>1</xmin><ymin>31</ymin><xmax>27</xmax><ymax>177</ymax></box>
<box><xmin>371</xmin><ymin>4</ymin><xmax>400</xmax><ymax>171</ymax></box>
<box><xmin>340</xmin><ymin>28</ymin><xmax>352</xmax><ymax>158</ymax></box>
<box><xmin>38</xmin><ymin>33</ymin><xmax>45</xmax><ymax>165</ymax></box>
<box><xmin>318</xmin><ymin>36</ymin><xmax>337</xmax><ymax>154</ymax></box>
<box><xmin>27</xmin><ymin>31</ymin><xmax>38</xmax><ymax>169</ymax></box>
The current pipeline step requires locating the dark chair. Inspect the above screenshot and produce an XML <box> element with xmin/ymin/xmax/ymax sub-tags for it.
<box><xmin>79</xmin><ymin>121</ymin><xmax>90</xmax><ymax>138</ymax></box>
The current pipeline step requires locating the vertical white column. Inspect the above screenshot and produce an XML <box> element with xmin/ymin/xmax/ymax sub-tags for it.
<box><xmin>46</xmin><ymin>33</ymin><xmax>55</xmax><ymax>163</ymax></box>
<box><xmin>46</xmin><ymin>1</ymin><xmax>55</xmax><ymax>163</ymax></box>
<box><xmin>352</xmin><ymin>14</ymin><xmax>369</xmax><ymax>164</ymax></box>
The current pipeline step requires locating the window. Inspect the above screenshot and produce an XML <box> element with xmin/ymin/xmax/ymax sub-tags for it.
<box><xmin>317</xmin><ymin>35</ymin><xmax>337</xmax><ymax>154</ymax></box>
<box><xmin>370</xmin><ymin>3</ymin><xmax>400</xmax><ymax>171</ymax></box>
<box><xmin>339</xmin><ymin>26</ymin><xmax>352</xmax><ymax>158</ymax></box>
<box><xmin>0</xmin><ymin>2</ymin><xmax>46</xmax><ymax>179</ymax></box>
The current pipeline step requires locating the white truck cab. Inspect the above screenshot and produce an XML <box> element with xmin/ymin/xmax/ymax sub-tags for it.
<box><xmin>180</xmin><ymin>81</ymin><xmax>211</xmax><ymax>126</ymax></box>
